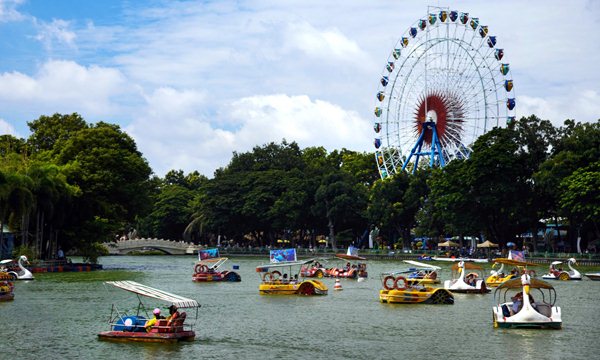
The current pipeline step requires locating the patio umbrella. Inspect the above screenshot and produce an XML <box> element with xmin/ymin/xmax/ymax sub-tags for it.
<box><xmin>437</xmin><ymin>240</ymin><xmax>460</xmax><ymax>247</ymax></box>
<box><xmin>477</xmin><ymin>240</ymin><xmax>499</xmax><ymax>248</ymax></box>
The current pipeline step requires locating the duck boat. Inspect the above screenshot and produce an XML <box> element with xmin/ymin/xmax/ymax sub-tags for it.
<box><xmin>444</xmin><ymin>261</ymin><xmax>490</xmax><ymax>293</ymax></box>
<box><xmin>257</xmin><ymin>249</ymin><xmax>327</xmax><ymax>296</ymax></box>
<box><xmin>0</xmin><ymin>255</ymin><xmax>34</xmax><ymax>280</ymax></box>
<box><xmin>98</xmin><ymin>281</ymin><xmax>200</xmax><ymax>343</ymax></box>
<box><xmin>584</xmin><ymin>273</ymin><xmax>600</xmax><ymax>281</ymax></box>
<box><xmin>492</xmin><ymin>273</ymin><xmax>562</xmax><ymax>329</ymax></box>
<box><xmin>541</xmin><ymin>258</ymin><xmax>582</xmax><ymax>280</ymax></box>
<box><xmin>379</xmin><ymin>271</ymin><xmax>453</xmax><ymax>304</ymax></box>
<box><xmin>192</xmin><ymin>256</ymin><xmax>241</xmax><ymax>282</ymax></box>
<box><xmin>486</xmin><ymin>258</ymin><xmax>538</xmax><ymax>287</ymax></box>
<box><xmin>0</xmin><ymin>272</ymin><xmax>15</xmax><ymax>301</ymax></box>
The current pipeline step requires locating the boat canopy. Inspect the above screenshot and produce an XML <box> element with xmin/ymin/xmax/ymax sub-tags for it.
<box><xmin>497</xmin><ymin>277</ymin><xmax>554</xmax><ymax>290</ymax></box>
<box><xmin>451</xmin><ymin>262</ymin><xmax>483</xmax><ymax>271</ymax></box>
<box><xmin>334</xmin><ymin>253</ymin><xmax>366</xmax><ymax>261</ymax></box>
<box><xmin>256</xmin><ymin>259</ymin><xmax>313</xmax><ymax>272</ymax></box>
<box><xmin>198</xmin><ymin>257</ymin><xmax>229</xmax><ymax>269</ymax></box>
<box><xmin>403</xmin><ymin>260</ymin><xmax>441</xmax><ymax>270</ymax></box>
<box><xmin>492</xmin><ymin>258</ymin><xmax>537</xmax><ymax>267</ymax></box>
<box><xmin>105</xmin><ymin>281</ymin><xmax>200</xmax><ymax>309</ymax></box>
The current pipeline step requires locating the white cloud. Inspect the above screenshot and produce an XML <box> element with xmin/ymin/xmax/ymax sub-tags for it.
<box><xmin>127</xmin><ymin>90</ymin><xmax>371</xmax><ymax>177</ymax></box>
<box><xmin>0</xmin><ymin>0</ymin><xmax>25</xmax><ymax>22</ymax></box>
<box><xmin>0</xmin><ymin>118</ymin><xmax>18</xmax><ymax>136</ymax></box>
<box><xmin>0</xmin><ymin>60</ymin><xmax>136</xmax><ymax>117</ymax></box>
<box><xmin>33</xmin><ymin>18</ymin><xmax>77</xmax><ymax>49</ymax></box>
<box><xmin>518</xmin><ymin>90</ymin><xmax>600</xmax><ymax>126</ymax></box>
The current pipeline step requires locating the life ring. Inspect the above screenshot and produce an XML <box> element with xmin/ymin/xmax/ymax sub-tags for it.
<box><xmin>194</xmin><ymin>264</ymin><xmax>207</xmax><ymax>274</ymax></box>
<box><xmin>262</xmin><ymin>272</ymin><xmax>273</xmax><ymax>282</ymax></box>
<box><xmin>394</xmin><ymin>276</ymin><xmax>407</xmax><ymax>290</ymax></box>
<box><xmin>271</xmin><ymin>270</ymin><xmax>282</xmax><ymax>280</ymax></box>
<box><xmin>383</xmin><ymin>275</ymin><xmax>395</xmax><ymax>290</ymax></box>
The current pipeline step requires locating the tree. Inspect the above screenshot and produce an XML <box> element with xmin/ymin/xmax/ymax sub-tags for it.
<box><xmin>27</xmin><ymin>113</ymin><xmax>87</xmax><ymax>153</ymax></box>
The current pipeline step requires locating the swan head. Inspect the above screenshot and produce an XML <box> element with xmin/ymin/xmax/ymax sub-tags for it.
<box><xmin>568</xmin><ymin>257</ymin><xmax>577</xmax><ymax>264</ymax></box>
<box><xmin>521</xmin><ymin>273</ymin><xmax>531</xmax><ymax>294</ymax></box>
<box><xmin>20</xmin><ymin>255</ymin><xmax>29</xmax><ymax>264</ymax></box>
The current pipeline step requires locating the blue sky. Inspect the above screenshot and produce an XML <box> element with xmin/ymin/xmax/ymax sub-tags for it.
<box><xmin>1</xmin><ymin>0</ymin><xmax>599</xmax><ymax>177</ymax></box>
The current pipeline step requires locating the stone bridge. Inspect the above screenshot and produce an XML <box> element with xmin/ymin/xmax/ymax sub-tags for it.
<box><xmin>103</xmin><ymin>238</ymin><xmax>199</xmax><ymax>255</ymax></box>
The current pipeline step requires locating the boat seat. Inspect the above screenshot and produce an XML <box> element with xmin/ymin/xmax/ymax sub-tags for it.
<box><xmin>150</xmin><ymin>319</ymin><xmax>170</xmax><ymax>333</ymax></box>
<box><xmin>535</xmin><ymin>303</ymin><xmax>552</xmax><ymax>317</ymax></box>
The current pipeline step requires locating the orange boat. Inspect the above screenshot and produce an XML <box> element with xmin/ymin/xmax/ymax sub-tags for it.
<box><xmin>0</xmin><ymin>272</ymin><xmax>15</xmax><ymax>302</ymax></box>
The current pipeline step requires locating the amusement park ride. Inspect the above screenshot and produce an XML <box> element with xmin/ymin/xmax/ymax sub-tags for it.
<box><xmin>373</xmin><ymin>6</ymin><xmax>516</xmax><ymax>177</ymax></box>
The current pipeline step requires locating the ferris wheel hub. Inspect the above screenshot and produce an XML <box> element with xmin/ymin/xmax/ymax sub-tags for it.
<box><xmin>426</xmin><ymin>110</ymin><xmax>438</xmax><ymax>123</ymax></box>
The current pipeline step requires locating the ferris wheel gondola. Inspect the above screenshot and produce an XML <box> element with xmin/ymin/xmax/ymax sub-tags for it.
<box><xmin>373</xmin><ymin>7</ymin><xmax>516</xmax><ymax>177</ymax></box>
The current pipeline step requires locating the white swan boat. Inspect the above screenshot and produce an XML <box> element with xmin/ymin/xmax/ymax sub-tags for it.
<box><xmin>541</xmin><ymin>258</ymin><xmax>581</xmax><ymax>281</ymax></box>
<box><xmin>444</xmin><ymin>261</ymin><xmax>490</xmax><ymax>293</ymax></box>
<box><xmin>0</xmin><ymin>255</ymin><xmax>34</xmax><ymax>280</ymax></box>
<box><xmin>584</xmin><ymin>273</ymin><xmax>600</xmax><ymax>281</ymax></box>
<box><xmin>492</xmin><ymin>273</ymin><xmax>562</xmax><ymax>329</ymax></box>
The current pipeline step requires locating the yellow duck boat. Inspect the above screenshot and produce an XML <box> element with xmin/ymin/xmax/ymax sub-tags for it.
<box><xmin>257</xmin><ymin>260</ymin><xmax>328</xmax><ymax>295</ymax></box>
<box><xmin>486</xmin><ymin>258</ymin><xmax>538</xmax><ymax>287</ymax></box>
<box><xmin>379</xmin><ymin>273</ymin><xmax>453</xmax><ymax>304</ymax></box>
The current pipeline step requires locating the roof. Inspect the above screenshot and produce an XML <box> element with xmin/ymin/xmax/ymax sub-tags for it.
<box><xmin>497</xmin><ymin>278</ymin><xmax>555</xmax><ymax>290</ymax></box>
<box><xmin>105</xmin><ymin>281</ymin><xmax>200</xmax><ymax>309</ymax></box>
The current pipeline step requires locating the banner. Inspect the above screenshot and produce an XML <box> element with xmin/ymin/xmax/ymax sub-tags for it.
<box><xmin>199</xmin><ymin>248</ymin><xmax>219</xmax><ymax>260</ymax></box>
<box><xmin>270</xmin><ymin>248</ymin><xmax>297</xmax><ymax>263</ymax></box>
<box><xmin>508</xmin><ymin>250</ymin><xmax>524</xmax><ymax>262</ymax></box>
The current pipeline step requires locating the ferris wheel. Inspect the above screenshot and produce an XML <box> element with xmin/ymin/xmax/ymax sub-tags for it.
<box><xmin>373</xmin><ymin>7</ymin><xmax>516</xmax><ymax>178</ymax></box>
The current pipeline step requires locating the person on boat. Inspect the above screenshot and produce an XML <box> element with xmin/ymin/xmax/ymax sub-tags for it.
<box><xmin>282</xmin><ymin>273</ymin><xmax>289</xmax><ymax>283</ymax></box>
<box><xmin>510</xmin><ymin>292</ymin><xmax>523</xmax><ymax>315</ymax></box>
<box><xmin>57</xmin><ymin>248</ymin><xmax>65</xmax><ymax>260</ymax></box>
<box><xmin>144</xmin><ymin>308</ymin><xmax>164</xmax><ymax>332</ymax></box>
<box><xmin>167</xmin><ymin>305</ymin><xmax>181</xmax><ymax>321</ymax></box>
<box><xmin>465</xmin><ymin>273</ymin><xmax>476</xmax><ymax>286</ymax></box>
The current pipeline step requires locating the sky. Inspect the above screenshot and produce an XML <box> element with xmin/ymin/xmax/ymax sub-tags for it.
<box><xmin>0</xmin><ymin>0</ymin><xmax>599</xmax><ymax>177</ymax></box>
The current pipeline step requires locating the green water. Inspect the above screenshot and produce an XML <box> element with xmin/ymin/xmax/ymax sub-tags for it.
<box><xmin>2</xmin><ymin>256</ymin><xmax>599</xmax><ymax>359</ymax></box>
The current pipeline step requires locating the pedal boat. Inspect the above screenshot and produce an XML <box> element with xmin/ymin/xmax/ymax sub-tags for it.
<box><xmin>492</xmin><ymin>274</ymin><xmax>561</xmax><ymax>329</ymax></box>
<box><xmin>0</xmin><ymin>272</ymin><xmax>15</xmax><ymax>301</ymax></box>
<box><xmin>486</xmin><ymin>258</ymin><xmax>538</xmax><ymax>287</ymax></box>
<box><xmin>541</xmin><ymin>258</ymin><xmax>582</xmax><ymax>280</ymax></box>
<box><xmin>98</xmin><ymin>281</ymin><xmax>200</xmax><ymax>343</ymax></box>
<box><xmin>257</xmin><ymin>260</ymin><xmax>328</xmax><ymax>295</ymax></box>
<box><xmin>379</xmin><ymin>272</ymin><xmax>453</xmax><ymax>304</ymax></box>
<box><xmin>300</xmin><ymin>258</ymin><xmax>330</xmax><ymax>278</ymax></box>
<box><xmin>0</xmin><ymin>256</ymin><xmax>34</xmax><ymax>280</ymax></box>
<box><xmin>584</xmin><ymin>273</ymin><xmax>600</xmax><ymax>281</ymax></box>
<box><xmin>444</xmin><ymin>261</ymin><xmax>490</xmax><ymax>293</ymax></box>
<box><xmin>192</xmin><ymin>257</ymin><xmax>241</xmax><ymax>282</ymax></box>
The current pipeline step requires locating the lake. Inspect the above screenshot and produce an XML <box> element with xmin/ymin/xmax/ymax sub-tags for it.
<box><xmin>2</xmin><ymin>255</ymin><xmax>599</xmax><ymax>359</ymax></box>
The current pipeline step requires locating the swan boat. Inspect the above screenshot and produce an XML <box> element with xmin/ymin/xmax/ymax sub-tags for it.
<box><xmin>257</xmin><ymin>260</ymin><xmax>328</xmax><ymax>296</ymax></box>
<box><xmin>0</xmin><ymin>271</ymin><xmax>15</xmax><ymax>301</ymax></box>
<box><xmin>387</xmin><ymin>260</ymin><xmax>442</xmax><ymax>285</ymax></box>
<box><xmin>379</xmin><ymin>271</ymin><xmax>453</xmax><ymax>304</ymax></box>
<box><xmin>0</xmin><ymin>255</ymin><xmax>34</xmax><ymax>280</ymax></box>
<box><xmin>192</xmin><ymin>257</ymin><xmax>241</xmax><ymax>282</ymax></box>
<box><xmin>98</xmin><ymin>281</ymin><xmax>200</xmax><ymax>343</ymax></box>
<box><xmin>444</xmin><ymin>261</ymin><xmax>490</xmax><ymax>293</ymax></box>
<box><xmin>486</xmin><ymin>258</ymin><xmax>538</xmax><ymax>287</ymax></box>
<box><xmin>584</xmin><ymin>273</ymin><xmax>600</xmax><ymax>281</ymax></box>
<box><xmin>541</xmin><ymin>258</ymin><xmax>582</xmax><ymax>281</ymax></box>
<box><xmin>492</xmin><ymin>274</ymin><xmax>562</xmax><ymax>329</ymax></box>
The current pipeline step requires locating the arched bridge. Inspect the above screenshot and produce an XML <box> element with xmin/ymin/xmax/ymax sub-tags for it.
<box><xmin>103</xmin><ymin>238</ymin><xmax>199</xmax><ymax>255</ymax></box>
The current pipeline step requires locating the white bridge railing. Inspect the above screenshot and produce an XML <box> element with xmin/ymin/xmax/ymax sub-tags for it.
<box><xmin>104</xmin><ymin>238</ymin><xmax>199</xmax><ymax>255</ymax></box>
